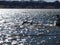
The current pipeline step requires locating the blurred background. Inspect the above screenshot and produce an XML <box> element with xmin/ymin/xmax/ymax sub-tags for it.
<box><xmin>0</xmin><ymin>0</ymin><xmax>60</xmax><ymax>8</ymax></box>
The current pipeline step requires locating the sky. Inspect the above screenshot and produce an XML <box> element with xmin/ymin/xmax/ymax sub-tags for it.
<box><xmin>0</xmin><ymin>0</ymin><xmax>60</xmax><ymax>2</ymax></box>
<box><xmin>44</xmin><ymin>0</ymin><xmax>60</xmax><ymax>2</ymax></box>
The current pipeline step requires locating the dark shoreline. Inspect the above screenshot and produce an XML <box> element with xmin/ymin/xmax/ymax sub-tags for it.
<box><xmin>0</xmin><ymin>1</ymin><xmax>60</xmax><ymax>8</ymax></box>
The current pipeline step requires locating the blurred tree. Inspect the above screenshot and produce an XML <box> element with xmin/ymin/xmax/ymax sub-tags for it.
<box><xmin>30</xmin><ymin>0</ymin><xmax>33</xmax><ymax>2</ymax></box>
<box><xmin>21</xmin><ymin>0</ymin><xmax>24</xmax><ymax>1</ymax></box>
<box><xmin>38</xmin><ymin>0</ymin><xmax>44</xmax><ymax>2</ymax></box>
<box><xmin>38</xmin><ymin>0</ymin><xmax>45</xmax><ymax>3</ymax></box>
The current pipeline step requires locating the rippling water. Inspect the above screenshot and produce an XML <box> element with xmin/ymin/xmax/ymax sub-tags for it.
<box><xmin>0</xmin><ymin>9</ymin><xmax>60</xmax><ymax>45</ymax></box>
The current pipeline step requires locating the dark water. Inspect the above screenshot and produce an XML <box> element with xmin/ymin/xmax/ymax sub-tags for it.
<box><xmin>0</xmin><ymin>9</ymin><xmax>60</xmax><ymax>45</ymax></box>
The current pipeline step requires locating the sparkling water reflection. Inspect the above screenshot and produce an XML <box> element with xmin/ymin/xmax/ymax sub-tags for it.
<box><xmin>0</xmin><ymin>9</ymin><xmax>60</xmax><ymax>45</ymax></box>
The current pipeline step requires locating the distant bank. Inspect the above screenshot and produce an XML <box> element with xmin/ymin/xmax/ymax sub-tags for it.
<box><xmin>0</xmin><ymin>1</ymin><xmax>60</xmax><ymax>8</ymax></box>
